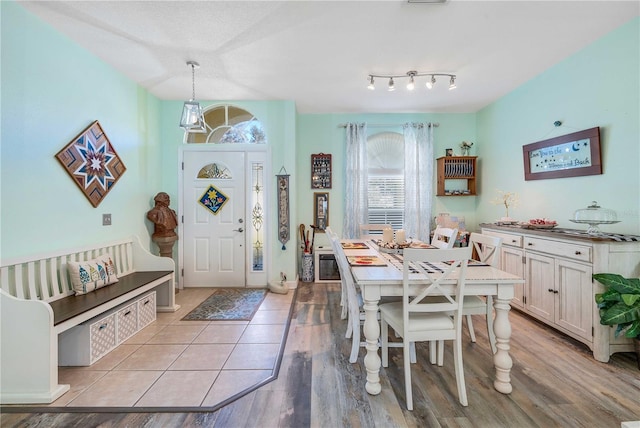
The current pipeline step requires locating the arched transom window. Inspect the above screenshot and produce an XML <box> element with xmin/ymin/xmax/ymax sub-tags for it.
<box><xmin>184</xmin><ymin>105</ymin><xmax>267</xmax><ymax>144</ymax></box>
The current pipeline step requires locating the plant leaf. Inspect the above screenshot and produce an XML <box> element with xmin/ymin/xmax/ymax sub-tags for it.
<box><xmin>601</xmin><ymin>302</ymin><xmax>640</xmax><ymax>325</ymax></box>
<box><xmin>625</xmin><ymin>320</ymin><xmax>640</xmax><ymax>338</ymax></box>
<box><xmin>593</xmin><ymin>273</ymin><xmax>640</xmax><ymax>294</ymax></box>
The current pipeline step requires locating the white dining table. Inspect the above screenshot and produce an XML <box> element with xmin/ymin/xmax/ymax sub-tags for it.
<box><xmin>342</xmin><ymin>240</ymin><xmax>525</xmax><ymax>396</ymax></box>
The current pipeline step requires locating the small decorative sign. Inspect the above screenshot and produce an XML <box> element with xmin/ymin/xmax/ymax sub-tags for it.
<box><xmin>55</xmin><ymin>121</ymin><xmax>126</xmax><ymax>207</ymax></box>
<box><xmin>199</xmin><ymin>184</ymin><xmax>229</xmax><ymax>215</ymax></box>
<box><xmin>276</xmin><ymin>171</ymin><xmax>290</xmax><ymax>249</ymax></box>
<box><xmin>523</xmin><ymin>127</ymin><xmax>601</xmax><ymax>181</ymax></box>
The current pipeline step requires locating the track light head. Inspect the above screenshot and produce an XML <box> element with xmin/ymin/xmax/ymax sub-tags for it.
<box><xmin>367</xmin><ymin>76</ymin><xmax>375</xmax><ymax>90</ymax></box>
<box><xmin>406</xmin><ymin>71</ymin><xmax>416</xmax><ymax>90</ymax></box>
<box><xmin>388</xmin><ymin>78</ymin><xmax>395</xmax><ymax>91</ymax></box>
<box><xmin>449</xmin><ymin>76</ymin><xmax>457</xmax><ymax>90</ymax></box>
<box><xmin>426</xmin><ymin>75</ymin><xmax>436</xmax><ymax>89</ymax></box>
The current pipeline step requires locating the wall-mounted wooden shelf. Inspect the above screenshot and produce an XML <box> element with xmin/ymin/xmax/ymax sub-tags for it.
<box><xmin>436</xmin><ymin>156</ymin><xmax>477</xmax><ymax>196</ymax></box>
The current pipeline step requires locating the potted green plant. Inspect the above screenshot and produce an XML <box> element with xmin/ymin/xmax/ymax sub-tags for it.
<box><xmin>593</xmin><ymin>273</ymin><xmax>640</xmax><ymax>368</ymax></box>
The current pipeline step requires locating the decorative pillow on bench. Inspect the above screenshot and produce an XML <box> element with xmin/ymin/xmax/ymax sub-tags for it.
<box><xmin>68</xmin><ymin>254</ymin><xmax>119</xmax><ymax>295</ymax></box>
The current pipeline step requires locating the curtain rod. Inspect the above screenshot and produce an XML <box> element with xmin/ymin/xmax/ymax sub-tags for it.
<box><xmin>337</xmin><ymin>122</ymin><xmax>439</xmax><ymax>128</ymax></box>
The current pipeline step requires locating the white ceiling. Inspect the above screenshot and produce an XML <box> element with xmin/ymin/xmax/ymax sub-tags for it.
<box><xmin>18</xmin><ymin>1</ymin><xmax>639</xmax><ymax>114</ymax></box>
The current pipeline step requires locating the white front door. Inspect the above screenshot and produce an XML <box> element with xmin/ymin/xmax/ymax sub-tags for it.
<box><xmin>183</xmin><ymin>151</ymin><xmax>246</xmax><ymax>287</ymax></box>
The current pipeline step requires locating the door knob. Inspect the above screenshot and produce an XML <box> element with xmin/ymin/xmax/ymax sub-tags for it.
<box><xmin>233</xmin><ymin>227</ymin><xmax>244</xmax><ymax>233</ymax></box>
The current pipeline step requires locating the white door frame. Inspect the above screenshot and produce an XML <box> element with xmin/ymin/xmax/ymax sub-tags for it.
<box><xmin>178</xmin><ymin>144</ymin><xmax>270</xmax><ymax>289</ymax></box>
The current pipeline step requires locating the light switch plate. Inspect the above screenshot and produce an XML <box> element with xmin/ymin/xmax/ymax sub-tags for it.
<box><xmin>103</xmin><ymin>213</ymin><xmax>112</xmax><ymax>226</ymax></box>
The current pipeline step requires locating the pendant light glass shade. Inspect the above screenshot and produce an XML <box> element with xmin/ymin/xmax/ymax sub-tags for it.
<box><xmin>180</xmin><ymin>100</ymin><xmax>206</xmax><ymax>132</ymax></box>
<box><xmin>179</xmin><ymin>61</ymin><xmax>206</xmax><ymax>133</ymax></box>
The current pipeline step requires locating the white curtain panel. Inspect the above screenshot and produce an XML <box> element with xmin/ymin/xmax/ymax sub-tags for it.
<box><xmin>344</xmin><ymin>122</ymin><xmax>368</xmax><ymax>238</ymax></box>
<box><xmin>403</xmin><ymin>123</ymin><xmax>434</xmax><ymax>242</ymax></box>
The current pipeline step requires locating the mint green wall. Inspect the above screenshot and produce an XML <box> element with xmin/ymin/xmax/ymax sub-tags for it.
<box><xmin>295</xmin><ymin>113</ymin><xmax>477</xmax><ymax>248</ymax></box>
<box><xmin>476</xmin><ymin>17</ymin><xmax>639</xmax><ymax>235</ymax></box>
<box><xmin>1</xmin><ymin>2</ymin><xmax>163</xmax><ymax>259</ymax></box>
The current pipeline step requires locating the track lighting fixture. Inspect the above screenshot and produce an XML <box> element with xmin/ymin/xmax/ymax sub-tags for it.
<box><xmin>179</xmin><ymin>60</ymin><xmax>206</xmax><ymax>133</ymax></box>
<box><xmin>367</xmin><ymin>70</ymin><xmax>457</xmax><ymax>92</ymax></box>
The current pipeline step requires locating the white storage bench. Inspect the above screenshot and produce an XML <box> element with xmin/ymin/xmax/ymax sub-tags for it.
<box><xmin>0</xmin><ymin>236</ymin><xmax>180</xmax><ymax>404</ymax></box>
<box><xmin>58</xmin><ymin>291</ymin><xmax>157</xmax><ymax>366</ymax></box>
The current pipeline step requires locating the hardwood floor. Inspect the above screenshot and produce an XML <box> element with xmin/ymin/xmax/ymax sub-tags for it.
<box><xmin>2</xmin><ymin>282</ymin><xmax>639</xmax><ymax>427</ymax></box>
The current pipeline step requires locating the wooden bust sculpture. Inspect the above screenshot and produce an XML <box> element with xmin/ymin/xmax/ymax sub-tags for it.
<box><xmin>147</xmin><ymin>192</ymin><xmax>178</xmax><ymax>257</ymax></box>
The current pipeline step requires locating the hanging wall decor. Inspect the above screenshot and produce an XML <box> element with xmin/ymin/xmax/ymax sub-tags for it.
<box><xmin>276</xmin><ymin>168</ymin><xmax>290</xmax><ymax>250</ymax></box>
<box><xmin>311</xmin><ymin>153</ymin><xmax>332</xmax><ymax>189</ymax></box>
<box><xmin>55</xmin><ymin>120</ymin><xmax>126</xmax><ymax>208</ymax></box>
<box><xmin>199</xmin><ymin>184</ymin><xmax>229</xmax><ymax>215</ymax></box>
<box><xmin>522</xmin><ymin>127</ymin><xmax>601</xmax><ymax>181</ymax></box>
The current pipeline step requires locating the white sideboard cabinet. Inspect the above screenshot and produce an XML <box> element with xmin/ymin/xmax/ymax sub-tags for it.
<box><xmin>481</xmin><ymin>224</ymin><xmax>640</xmax><ymax>362</ymax></box>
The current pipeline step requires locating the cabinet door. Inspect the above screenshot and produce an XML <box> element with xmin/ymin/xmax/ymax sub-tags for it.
<box><xmin>555</xmin><ymin>259</ymin><xmax>593</xmax><ymax>341</ymax></box>
<box><xmin>501</xmin><ymin>247</ymin><xmax>525</xmax><ymax>309</ymax></box>
<box><xmin>525</xmin><ymin>252</ymin><xmax>555</xmax><ymax>323</ymax></box>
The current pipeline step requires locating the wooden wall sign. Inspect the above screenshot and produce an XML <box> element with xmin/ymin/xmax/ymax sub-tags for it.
<box><xmin>522</xmin><ymin>127</ymin><xmax>601</xmax><ymax>181</ymax></box>
<box><xmin>55</xmin><ymin>121</ymin><xmax>126</xmax><ymax>207</ymax></box>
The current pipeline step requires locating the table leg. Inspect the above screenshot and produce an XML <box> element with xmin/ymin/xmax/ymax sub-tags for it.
<box><xmin>363</xmin><ymin>298</ymin><xmax>381</xmax><ymax>395</ymax></box>
<box><xmin>492</xmin><ymin>296</ymin><xmax>513</xmax><ymax>394</ymax></box>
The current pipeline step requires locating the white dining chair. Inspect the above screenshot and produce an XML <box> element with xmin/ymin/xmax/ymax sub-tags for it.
<box><xmin>325</xmin><ymin>227</ymin><xmax>348</xmax><ymax>320</ymax></box>
<box><xmin>358</xmin><ymin>224</ymin><xmax>392</xmax><ymax>240</ymax></box>
<box><xmin>379</xmin><ymin>246</ymin><xmax>472</xmax><ymax>409</ymax></box>
<box><xmin>462</xmin><ymin>232</ymin><xmax>503</xmax><ymax>353</ymax></box>
<box><xmin>431</xmin><ymin>226</ymin><xmax>458</xmax><ymax>249</ymax></box>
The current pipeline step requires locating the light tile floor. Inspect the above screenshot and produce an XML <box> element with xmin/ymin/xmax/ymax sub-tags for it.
<box><xmin>49</xmin><ymin>287</ymin><xmax>294</xmax><ymax>409</ymax></box>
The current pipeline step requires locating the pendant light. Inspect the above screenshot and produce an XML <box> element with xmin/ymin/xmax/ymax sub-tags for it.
<box><xmin>179</xmin><ymin>61</ymin><xmax>206</xmax><ymax>133</ymax></box>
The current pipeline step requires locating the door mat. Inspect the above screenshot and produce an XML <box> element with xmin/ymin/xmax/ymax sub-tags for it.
<box><xmin>181</xmin><ymin>288</ymin><xmax>267</xmax><ymax>321</ymax></box>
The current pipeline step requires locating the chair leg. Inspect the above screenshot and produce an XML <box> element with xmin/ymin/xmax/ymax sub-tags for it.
<box><xmin>429</xmin><ymin>341</ymin><xmax>437</xmax><ymax>364</ymax></box>
<box><xmin>409</xmin><ymin>342</ymin><xmax>417</xmax><ymax>364</ymax></box>
<box><xmin>404</xmin><ymin>341</ymin><xmax>413</xmax><ymax>411</ymax></box>
<box><xmin>381</xmin><ymin>318</ymin><xmax>389</xmax><ymax>368</ymax></box>
<box><xmin>466</xmin><ymin>314</ymin><xmax>477</xmax><ymax>343</ymax></box>
<box><xmin>341</xmin><ymin>287</ymin><xmax>348</xmax><ymax>320</ymax></box>
<box><xmin>486</xmin><ymin>296</ymin><xmax>497</xmax><ymax>354</ymax></box>
<box><xmin>345</xmin><ymin>310</ymin><xmax>353</xmax><ymax>339</ymax></box>
<box><xmin>437</xmin><ymin>340</ymin><xmax>444</xmax><ymax>367</ymax></box>
<box><xmin>349</xmin><ymin>309</ymin><xmax>360</xmax><ymax>363</ymax></box>
<box><xmin>453</xmin><ymin>337</ymin><xmax>468</xmax><ymax>406</ymax></box>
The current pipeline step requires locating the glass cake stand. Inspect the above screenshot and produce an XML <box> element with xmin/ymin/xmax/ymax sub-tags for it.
<box><xmin>569</xmin><ymin>219</ymin><xmax>620</xmax><ymax>236</ymax></box>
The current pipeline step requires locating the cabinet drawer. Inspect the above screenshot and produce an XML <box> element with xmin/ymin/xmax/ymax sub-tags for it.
<box><xmin>137</xmin><ymin>291</ymin><xmax>156</xmax><ymax>328</ymax></box>
<box><xmin>524</xmin><ymin>237</ymin><xmax>592</xmax><ymax>262</ymax></box>
<box><xmin>90</xmin><ymin>313</ymin><xmax>117</xmax><ymax>364</ymax></box>
<box><xmin>482</xmin><ymin>229</ymin><xmax>523</xmax><ymax>248</ymax></box>
<box><xmin>116</xmin><ymin>302</ymin><xmax>138</xmax><ymax>343</ymax></box>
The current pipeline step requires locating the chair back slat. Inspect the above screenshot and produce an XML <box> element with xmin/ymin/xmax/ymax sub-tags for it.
<box><xmin>469</xmin><ymin>232</ymin><xmax>502</xmax><ymax>267</ymax></box>
<box><xmin>359</xmin><ymin>224</ymin><xmax>392</xmax><ymax>240</ymax></box>
<box><xmin>431</xmin><ymin>226</ymin><xmax>458</xmax><ymax>249</ymax></box>
<box><xmin>402</xmin><ymin>247</ymin><xmax>471</xmax><ymax>318</ymax></box>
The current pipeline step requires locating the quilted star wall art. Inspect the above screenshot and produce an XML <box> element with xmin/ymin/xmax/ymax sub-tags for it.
<box><xmin>55</xmin><ymin>121</ymin><xmax>126</xmax><ymax>208</ymax></box>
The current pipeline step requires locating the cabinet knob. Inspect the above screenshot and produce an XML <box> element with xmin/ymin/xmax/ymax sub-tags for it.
<box><xmin>528</xmin><ymin>242</ymin><xmax>534</xmax><ymax>246</ymax></box>
<box><xmin>548</xmin><ymin>288</ymin><xmax>554</xmax><ymax>293</ymax></box>
<box><xmin>511</xmin><ymin>239</ymin><xmax>517</xmax><ymax>243</ymax></box>
<box><xmin>553</xmin><ymin>290</ymin><xmax>559</xmax><ymax>294</ymax></box>
<box><xmin>575</xmin><ymin>251</ymin><xmax>581</xmax><ymax>255</ymax></box>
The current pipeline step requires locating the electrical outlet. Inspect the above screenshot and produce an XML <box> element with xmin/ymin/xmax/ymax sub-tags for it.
<box><xmin>103</xmin><ymin>214</ymin><xmax>112</xmax><ymax>226</ymax></box>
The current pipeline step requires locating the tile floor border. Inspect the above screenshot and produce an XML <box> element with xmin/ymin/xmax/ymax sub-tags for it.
<box><xmin>0</xmin><ymin>287</ymin><xmax>297</xmax><ymax>414</ymax></box>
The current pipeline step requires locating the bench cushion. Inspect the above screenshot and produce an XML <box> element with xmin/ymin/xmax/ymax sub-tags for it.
<box><xmin>50</xmin><ymin>271</ymin><xmax>172</xmax><ymax>326</ymax></box>
<box><xmin>68</xmin><ymin>254</ymin><xmax>119</xmax><ymax>295</ymax></box>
